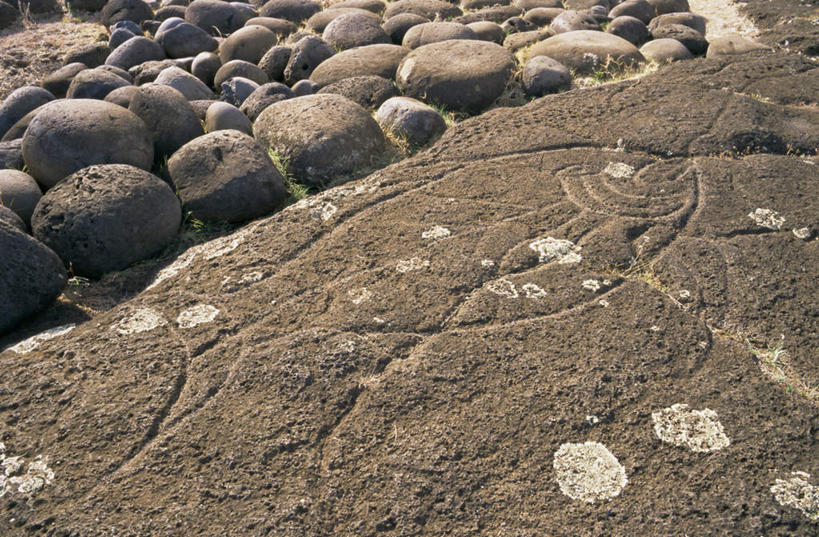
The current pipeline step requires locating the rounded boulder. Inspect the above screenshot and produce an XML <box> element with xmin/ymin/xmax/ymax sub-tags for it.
<box><xmin>168</xmin><ymin>130</ymin><xmax>287</xmax><ymax>222</ymax></box>
<box><xmin>375</xmin><ymin>96</ymin><xmax>446</xmax><ymax>147</ymax></box>
<box><xmin>522</xmin><ymin>55</ymin><xmax>571</xmax><ymax>97</ymax></box>
<box><xmin>0</xmin><ymin>86</ymin><xmax>55</xmax><ymax>141</ymax></box>
<box><xmin>323</xmin><ymin>13</ymin><xmax>391</xmax><ymax>51</ymax></box>
<box><xmin>528</xmin><ymin>30</ymin><xmax>644</xmax><ymax>74</ymax></box>
<box><xmin>401</xmin><ymin>21</ymin><xmax>477</xmax><ymax>49</ymax></box>
<box><xmin>396</xmin><ymin>39</ymin><xmax>515</xmax><ymax>113</ymax></box>
<box><xmin>66</xmin><ymin>67</ymin><xmax>132</xmax><ymax>100</ymax></box>
<box><xmin>253</xmin><ymin>93</ymin><xmax>386</xmax><ymax>185</ymax></box>
<box><xmin>21</xmin><ymin>99</ymin><xmax>154</xmax><ymax>189</ymax></box>
<box><xmin>317</xmin><ymin>75</ymin><xmax>398</xmax><ymax>110</ymax></box>
<box><xmin>128</xmin><ymin>84</ymin><xmax>204</xmax><ymax>159</ymax></box>
<box><xmin>205</xmin><ymin>102</ymin><xmax>253</xmax><ymax>134</ymax></box>
<box><xmin>0</xmin><ymin>169</ymin><xmax>42</xmax><ymax>225</ymax></box>
<box><xmin>31</xmin><ymin>164</ymin><xmax>181</xmax><ymax>278</ymax></box>
<box><xmin>0</xmin><ymin>222</ymin><xmax>67</xmax><ymax>334</ymax></box>
<box><xmin>310</xmin><ymin>43</ymin><xmax>408</xmax><ymax>86</ymax></box>
<box><xmin>219</xmin><ymin>25</ymin><xmax>278</xmax><ymax>64</ymax></box>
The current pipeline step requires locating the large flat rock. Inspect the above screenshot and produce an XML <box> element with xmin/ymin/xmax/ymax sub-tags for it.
<box><xmin>0</xmin><ymin>51</ymin><xmax>817</xmax><ymax>535</ymax></box>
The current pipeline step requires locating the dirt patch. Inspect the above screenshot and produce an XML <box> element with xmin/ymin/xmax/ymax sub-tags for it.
<box><xmin>688</xmin><ymin>0</ymin><xmax>760</xmax><ymax>40</ymax></box>
<box><xmin>0</xmin><ymin>5</ymin><xmax>104</xmax><ymax>100</ymax></box>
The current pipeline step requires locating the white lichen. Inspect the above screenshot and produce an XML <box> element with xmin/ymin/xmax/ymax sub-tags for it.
<box><xmin>201</xmin><ymin>233</ymin><xmax>245</xmax><ymax>260</ymax></box>
<box><xmin>480</xmin><ymin>259</ymin><xmax>495</xmax><ymax>267</ymax></box>
<box><xmin>529</xmin><ymin>237</ymin><xmax>582</xmax><ymax>264</ymax></box>
<box><xmin>521</xmin><ymin>283</ymin><xmax>547</xmax><ymax>299</ymax></box>
<box><xmin>748</xmin><ymin>208</ymin><xmax>785</xmax><ymax>230</ymax></box>
<box><xmin>771</xmin><ymin>471</ymin><xmax>819</xmax><ymax>521</ymax></box>
<box><xmin>176</xmin><ymin>304</ymin><xmax>220</xmax><ymax>328</ymax></box>
<box><xmin>396</xmin><ymin>257</ymin><xmax>430</xmax><ymax>273</ymax></box>
<box><xmin>112</xmin><ymin>308</ymin><xmax>166</xmax><ymax>335</ymax></box>
<box><xmin>652</xmin><ymin>403</ymin><xmax>730</xmax><ymax>452</ymax></box>
<box><xmin>0</xmin><ymin>445</ymin><xmax>54</xmax><ymax>499</ymax></box>
<box><xmin>421</xmin><ymin>225</ymin><xmax>451</xmax><ymax>240</ymax></box>
<box><xmin>582</xmin><ymin>279</ymin><xmax>601</xmax><ymax>292</ymax></box>
<box><xmin>7</xmin><ymin>324</ymin><xmax>76</xmax><ymax>354</ymax></box>
<box><xmin>792</xmin><ymin>227</ymin><xmax>811</xmax><ymax>240</ymax></box>
<box><xmin>310</xmin><ymin>203</ymin><xmax>337</xmax><ymax>222</ymax></box>
<box><xmin>240</xmin><ymin>271</ymin><xmax>264</xmax><ymax>284</ymax></box>
<box><xmin>348</xmin><ymin>287</ymin><xmax>373</xmax><ymax>305</ymax></box>
<box><xmin>486</xmin><ymin>278</ymin><xmax>519</xmax><ymax>298</ymax></box>
<box><xmin>603</xmin><ymin>162</ymin><xmax>636</xmax><ymax>179</ymax></box>
<box><xmin>553</xmin><ymin>441</ymin><xmax>627</xmax><ymax>503</ymax></box>
<box><xmin>599</xmin><ymin>299</ymin><xmax>610</xmax><ymax>307</ymax></box>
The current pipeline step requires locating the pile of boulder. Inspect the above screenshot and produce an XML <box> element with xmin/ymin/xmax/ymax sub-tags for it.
<box><xmin>0</xmin><ymin>0</ymin><xmax>769</xmax><ymax>333</ymax></box>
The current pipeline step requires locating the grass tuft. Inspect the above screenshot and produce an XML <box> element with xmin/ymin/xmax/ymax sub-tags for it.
<box><xmin>267</xmin><ymin>148</ymin><xmax>313</xmax><ymax>204</ymax></box>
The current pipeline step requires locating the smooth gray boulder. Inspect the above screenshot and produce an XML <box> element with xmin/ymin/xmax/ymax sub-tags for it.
<box><xmin>219</xmin><ymin>25</ymin><xmax>278</xmax><ymax>64</ymax></box>
<box><xmin>0</xmin><ymin>205</ymin><xmax>25</xmax><ymax>232</ymax></box>
<box><xmin>549</xmin><ymin>10</ymin><xmax>600</xmax><ymax>34</ymax></box>
<box><xmin>528</xmin><ymin>30</ymin><xmax>645</xmax><ymax>74</ymax></box>
<box><xmin>648</xmin><ymin>11</ymin><xmax>707</xmax><ymax>35</ymax></box>
<box><xmin>310</xmin><ymin>44</ymin><xmax>408</xmax><ymax>86</ymax></box>
<box><xmin>41</xmin><ymin>63</ymin><xmax>89</xmax><ymax>98</ymax></box>
<box><xmin>239</xmin><ymin>82</ymin><xmax>294</xmax><ymax>121</ymax></box>
<box><xmin>192</xmin><ymin>51</ymin><xmax>222</xmax><ymax>87</ymax></box>
<box><xmin>185</xmin><ymin>0</ymin><xmax>246</xmax><ymax>35</ymax></box>
<box><xmin>0</xmin><ymin>221</ymin><xmax>67</xmax><ymax>334</ymax></box>
<box><xmin>467</xmin><ymin>21</ymin><xmax>506</xmax><ymax>44</ymax></box>
<box><xmin>215</xmin><ymin>59</ymin><xmax>269</xmax><ymax>87</ymax></box>
<box><xmin>522</xmin><ymin>55</ymin><xmax>572</xmax><ymax>97</ymax></box>
<box><xmin>156</xmin><ymin>20</ymin><xmax>219</xmax><ymax>58</ymax></box>
<box><xmin>220</xmin><ymin>76</ymin><xmax>261</xmax><ymax>107</ymax></box>
<box><xmin>258</xmin><ymin>0</ymin><xmax>321</xmax><ymax>22</ymax></box>
<box><xmin>307</xmin><ymin>7</ymin><xmax>380</xmax><ymax>33</ymax></box>
<box><xmin>205</xmin><ymin>102</ymin><xmax>253</xmax><ymax>134</ymax></box>
<box><xmin>104</xmin><ymin>85</ymin><xmax>141</xmax><ymax>108</ymax></box>
<box><xmin>317</xmin><ymin>75</ymin><xmax>398</xmax><ymax>110</ymax></box>
<box><xmin>322</xmin><ymin>12</ymin><xmax>391</xmax><ymax>50</ymax></box>
<box><xmin>31</xmin><ymin>164</ymin><xmax>181</xmax><ymax>278</ymax></box>
<box><xmin>383</xmin><ymin>0</ymin><xmax>461</xmax><ymax>21</ymax></box>
<box><xmin>21</xmin><ymin>99</ymin><xmax>154</xmax><ymax>189</ymax></box>
<box><xmin>253</xmin><ymin>93</ymin><xmax>386</xmax><ymax>185</ymax></box>
<box><xmin>244</xmin><ymin>16</ymin><xmax>298</xmax><ymax>37</ymax></box>
<box><xmin>375</xmin><ymin>96</ymin><xmax>446</xmax><ymax>146</ymax></box>
<box><xmin>607</xmin><ymin>15</ymin><xmax>650</xmax><ymax>47</ymax></box>
<box><xmin>396</xmin><ymin>40</ymin><xmax>515</xmax><ymax>113</ymax></box>
<box><xmin>609</xmin><ymin>0</ymin><xmax>653</xmax><ymax>24</ymax></box>
<box><xmin>168</xmin><ymin>129</ymin><xmax>287</xmax><ymax>222</ymax></box>
<box><xmin>650</xmin><ymin>23</ymin><xmax>708</xmax><ymax>55</ymax></box>
<box><xmin>0</xmin><ymin>139</ymin><xmax>23</xmax><ymax>170</ymax></box>
<box><xmin>101</xmin><ymin>0</ymin><xmax>155</xmax><ymax>26</ymax></box>
<box><xmin>63</xmin><ymin>42</ymin><xmax>110</xmax><ymax>68</ymax></box>
<box><xmin>66</xmin><ymin>68</ymin><xmax>132</xmax><ymax>100</ymax></box>
<box><xmin>291</xmin><ymin>79</ymin><xmax>319</xmax><ymax>96</ymax></box>
<box><xmin>402</xmin><ymin>22</ymin><xmax>478</xmax><ymax>49</ymax></box>
<box><xmin>0</xmin><ymin>169</ymin><xmax>42</xmax><ymax>225</ymax></box>
<box><xmin>382</xmin><ymin>13</ymin><xmax>429</xmax><ymax>44</ymax></box>
<box><xmin>105</xmin><ymin>36</ymin><xmax>167</xmax><ymax>71</ymax></box>
<box><xmin>0</xmin><ymin>87</ymin><xmax>55</xmax><ymax>141</ymax></box>
<box><xmin>640</xmin><ymin>37</ymin><xmax>693</xmax><ymax>63</ymax></box>
<box><xmin>128</xmin><ymin>84</ymin><xmax>205</xmax><ymax>159</ymax></box>
<box><xmin>154</xmin><ymin>66</ymin><xmax>216</xmax><ymax>100</ymax></box>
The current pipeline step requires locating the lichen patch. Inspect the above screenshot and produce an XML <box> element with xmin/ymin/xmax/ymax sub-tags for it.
<box><xmin>521</xmin><ymin>283</ymin><xmax>547</xmax><ymax>299</ymax></box>
<box><xmin>603</xmin><ymin>162</ymin><xmax>636</xmax><ymax>179</ymax></box>
<box><xmin>486</xmin><ymin>278</ymin><xmax>519</xmax><ymax>298</ymax></box>
<box><xmin>748</xmin><ymin>208</ymin><xmax>785</xmax><ymax>230</ymax></box>
<box><xmin>652</xmin><ymin>404</ymin><xmax>730</xmax><ymax>452</ymax></box>
<box><xmin>422</xmin><ymin>225</ymin><xmax>451</xmax><ymax>240</ymax></box>
<box><xmin>771</xmin><ymin>471</ymin><xmax>819</xmax><ymax>521</ymax></box>
<box><xmin>582</xmin><ymin>279</ymin><xmax>601</xmax><ymax>292</ymax></box>
<box><xmin>792</xmin><ymin>227</ymin><xmax>812</xmax><ymax>240</ymax></box>
<box><xmin>146</xmin><ymin>250</ymin><xmax>196</xmax><ymax>290</ymax></box>
<box><xmin>529</xmin><ymin>237</ymin><xmax>582</xmax><ymax>264</ymax></box>
<box><xmin>177</xmin><ymin>304</ymin><xmax>220</xmax><ymax>328</ymax></box>
<box><xmin>310</xmin><ymin>203</ymin><xmax>338</xmax><ymax>221</ymax></box>
<box><xmin>396</xmin><ymin>257</ymin><xmax>430</xmax><ymax>273</ymax></box>
<box><xmin>0</xmin><ymin>444</ymin><xmax>54</xmax><ymax>499</ymax></box>
<box><xmin>348</xmin><ymin>287</ymin><xmax>373</xmax><ymax>305</ymax></box>
<box><xmin>553</xmin><ymin>441</ymin><xmax>627</xmax><ymax>503</ymax></box>
<box><xmin>7</xmin><ymin>324</ymin><xmax>76</xmax><ymax>354</ymax></box>
<box><xmin>113</xmin><ymin>308</ymin><xmax>166</xmax><ymax>335</ymax></box>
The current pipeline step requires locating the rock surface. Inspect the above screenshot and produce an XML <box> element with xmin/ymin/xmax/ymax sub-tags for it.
<box><xmin>0</xmin><ymin>4</ymin><xmax>818</xmax><ymax>537</ymax></box>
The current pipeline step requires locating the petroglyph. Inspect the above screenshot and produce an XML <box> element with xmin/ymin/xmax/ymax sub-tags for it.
<box><xmin>652</xmin><ymin>404</ymin><xmax>730</xmax><ymax>452</ymax></box>
<box><xmin>553</xmin><ymin>442</ymin><xmax>627</xmax><ymax>503</ymax></box>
